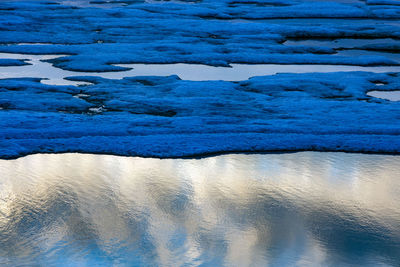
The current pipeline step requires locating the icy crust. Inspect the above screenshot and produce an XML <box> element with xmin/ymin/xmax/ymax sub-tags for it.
<box><xmin>1</xmin><ymin>1</ymin><xmax>400</xmax><ymax>70</ymax></box>
<box><xmin>1</xmin><ymin>72</ymin><xmax>400</xmax><ymax>158</ymax></box>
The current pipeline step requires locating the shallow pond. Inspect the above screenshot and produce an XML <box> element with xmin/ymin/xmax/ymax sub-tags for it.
<box><xmin>0</xmin><ymin>152</ymin><xmax>399</xmax><ymax>266</ymax></box>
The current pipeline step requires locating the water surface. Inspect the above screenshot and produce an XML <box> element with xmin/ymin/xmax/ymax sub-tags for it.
<box><xmin>1</xmin><ymin>53</ymin><xmax>400</xmax><ymax>86</ymax></box>
<box><xmin>0</xmin><ymin>152</ymin><xmax>399</xmax><ymax>266</ymax></box>
<box><xmin>367</xmin><ymin>90</ymin><xmax>400</xmax><ymax>101</ymax></box>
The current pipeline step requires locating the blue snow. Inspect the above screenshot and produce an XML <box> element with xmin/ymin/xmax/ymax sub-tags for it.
<box><xmin>1</xmin><ymin>0</ymin><xmax>400</xmax><ymax>70</ymax></box>
<box><xmin>1</xmin><ymin>72</ymin><xmax>400</xmax><ymax>158</ymax></box>
<box><xmin>0</xmin><ymin>0</ymin><xmax>400</xmax><ymax>158</ymax></box>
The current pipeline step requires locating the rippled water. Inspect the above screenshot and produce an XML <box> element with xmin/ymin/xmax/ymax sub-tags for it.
<box><xmin>0</xmin><ymin>152</ymin><xmax>399</xmax><ymax>266</ymax></box>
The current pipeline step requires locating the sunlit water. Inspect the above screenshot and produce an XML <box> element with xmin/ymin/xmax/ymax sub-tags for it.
<box><xmin>0</xmin><ymin>152</ymin><xmax>399</xmax><ymax>266</ymax></box>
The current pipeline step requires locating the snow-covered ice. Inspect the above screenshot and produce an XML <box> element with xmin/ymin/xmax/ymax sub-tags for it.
<box><xmin>1</xmin><ymin>71</ymin><xmax>400</xmax><ymax>158</ymax></box>
<box><xmin>0</xmin><ymin>0</ymin><xmax>400</xmax><ymax>158</ymax></box>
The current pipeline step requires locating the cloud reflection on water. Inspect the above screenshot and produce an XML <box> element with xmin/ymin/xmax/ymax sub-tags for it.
<box><xmin>0</xmin><ymin>152</ymin><xmax>399</xmax><ymax>266</ymax></box>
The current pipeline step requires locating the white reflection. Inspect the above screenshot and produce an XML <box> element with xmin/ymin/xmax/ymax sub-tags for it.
<box><xmin>1</xmin><ymin>53</ymin><xmax>400</xmax><ymax>86</ymax></box>
<box><xmin>367</xmin><ymin>90</ymin><xmax>400</xmax><ymax>101</ymax></box>
<box><xmin>0</xmin><ymin>152</ymin><xmax>399</xmax><ymax>266</ymax></box>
